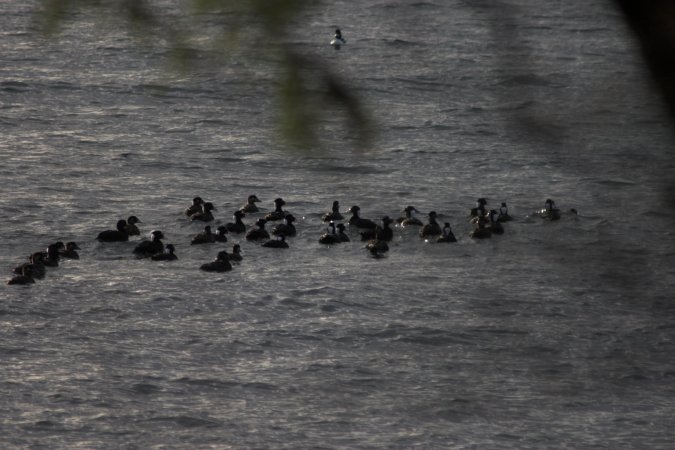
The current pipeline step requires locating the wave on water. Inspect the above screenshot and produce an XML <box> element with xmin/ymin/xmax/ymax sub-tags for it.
<box><xmin>309</xmin><ymin>164</ymin><xmax>386</xmax><ymax>175</ymax></box>
<box><xmin>164</xmin><ymin>127</ymin><xmax>196</xmax><ymax>134</ymax></box>
<box><xmin>494</xmin><ymin>100</ymin><xmax>538</xmax><ymax>111</ymax></box>
<box><xmin>175</xmin><ymin>377</ymin><xmax>240</xmax><ymax>389</ymax></box>
<box><xmin>145</xmin><ymin>415</ymin><xmax>221</xmax><ymax>428</ymax></box>
<box><xmin>567</xmin><ymin>27</ymin><xmax>612</xmax><ymax>34</ymax></box>
<box><xmin>129</xmin><ymin>383</ymin><xmax>162</xmax><ymax>395</ymax></box>
<box><xmin>1</xmin><ymin>80</ymin><xmax>29</xmax><ymax>92</ymax></box>
<box><xmin>378</xmin><ymin>1</ymin><xmax>440</xmax><ymax>9</ymax></box>
<box><xmin>593</xmin><ymin>179</ymin><xmax>636</xmax><ymax>187</ymax></box>
<box><xmin>396</xmin><ymin>329</ymin><xmax>473</xmax><ymax>346</ymax></box>
<box><xmin>495</xmin><ymin>74</ymin><xmax>567</xmax><ymax>88</ymax></box>
<box><xmin>278</xmin><ymin>298</ymin><xmax>316</xmax><ymax>309</ymax></box>
<box><xmin>4</xmin><ymin>0</ymin><xmax>675</xmax><ymax>448</ymax></box>
<box><xmin>385</xmin><ymin>39</ymin><xmax>423</xmax><ymax>48</ymax></box>
<box><xmin>46</xmin><ymin>81</ymin><xmax>83</xmax><ymax>91</ymax></box>
<box><xmin>193</xmin><ymin>119</ymin><xmax>231</xmax><ymax>126</ymax></box>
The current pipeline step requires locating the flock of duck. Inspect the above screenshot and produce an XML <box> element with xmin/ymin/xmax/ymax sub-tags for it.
<box><xmin>7</xmin><ymin>195</ymin><xmax>569</xmax><ymax>285</ymax></box>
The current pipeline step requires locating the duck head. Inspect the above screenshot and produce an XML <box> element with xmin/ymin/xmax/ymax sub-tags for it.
<box><xmin>203</xmin><ymin>202</ymin><xmax>216</xmax><ymax>212</ymax></box>
<box><xmin>150</xmin><ymin>230</ymin><xmax>164</xmax><ymax>241</ymax></box>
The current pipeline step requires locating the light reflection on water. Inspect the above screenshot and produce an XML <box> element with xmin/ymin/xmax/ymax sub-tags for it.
<box><xmin>2</xmin><ymin>0</ymin><xmax>675</xmax><ymax>448</ymax></box>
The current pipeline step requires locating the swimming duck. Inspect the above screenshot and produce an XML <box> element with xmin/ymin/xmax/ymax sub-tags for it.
<box><xmin>214</xmin><ymin>226</ymin><xmax>228</xmax><ymax>243</ymax></box>
<box><xmin>200</xmin><ymin>251</ymin><xmax>232</xmax><ymax>272</ymax></box>
<box><xmin>272</xmin><ymin>214</ymin><xmax>297</xmax><ymax>237</ymax></box>
<box><xmin>13</xmin><ymin>252</ymin><xmax>46</xmax><ymax>279</ymax></box>
<box><xmin>97</xmin><ymin>219</ymin><xmax>129</xmax><ymax>242</ymax></box>
<box><xmin>125</xmin><ymin>216</ymin><xmax>142</xmax><ymax>236</ymax></box>
<box><xmin>487</xmin><ymin>210</ymin><xmax>504</xmax><ymax>235</ymax></box>
<box><xmin>191</xmin><ymin>225</ymin><xmax>216</xmax><ymax>245</ymax></box>
<box><xmin>225</xmin><ymin>210</ymin><xmax>247</xmax><ymax>233</ymax></box>
<box><xmin>151</xmin><ymin>244</ymin><xmax>178</xmax><ymax>261</ymax></box>
<box><xmin>420</xmin><ymin>211</ymin><xmax>442</xmax><ymax>238</ymax></box>
<box><xmin>133</xmin><ymin>230</ymin><xmax>165</xmax><ymax>257</ymax></box>
<box><xmin>470</xmin><ymin>217</ymin><xmax>492</xmax><ymax>239</ymax></box>
<box><xmin>361</xmin><ymin>216</ymin><xmax>394</xmax><ymax>241</ymax></box>
<box><xmin>319</xmin><ymin>222</ymin><xmax>341</xmax><ymax>245</ymax></box>
<box><xmin>264</xmin><ymin>198</ymin><xmax>287</xmax><ymax>221</ymax></box>
<box><xmin>50</xmin><ymin>241</ymin><xmax>65</xmax><ymax>256</ymax></box>
<box><xmin>376</xmin><ymin>216</ymin><xmax>394</xmax><ymax>241</ymax></box>
<box><xmin>397</xmin><ymin>206</ymin><xmax>423</xmax><ymax>227</ymax></box>
<box><xmin>43</xmin><ymin>243</ymin><xmax>62</xmax><ymax>267</ymax></box>
<box><xmin>538</xmin><ymin>198</ymin><xmax>561</xmax><ymax>220</ymax></box>
<box><xmin>437</xmin><ymin>223</ymin><xmax>457</xmax><ymax>243</ymax></box>
<box><xmin>190</xmin><ymin>202</ymin><xmax>216</xmax><ymax>222</ymax></box>
<box><xmin>368</xmin><ymin>245</ymin><xmax>386</xmax><ymax>259</ymax></box>
<box><xmin>331</xmin><ymin>28</ymin><xmax>346</xmax><ymax>48</ymax></box>
<box><xmin>262</xmin><ymin>234</ymin><xmax>289</xmax><ymax>248</ymax></box>
<box><xmin>227</xmin><ymin>244</ymin><xmax>243</xmax><ymax>262</ymax></box>
<box><xmin>497</xmin><ymin>202</ymin><xmax>512</xmax><ymax>222</ymax></box>
<box><xmin>322</xmin><ymin>201</ymin><xmax>344</xmax><ymax>222</ymax></box>
<box><xmin>240</xmin><ymin>195</ymin><xmax>261</xmax><ymax>213</ymax></box>
<box><xmin>246</xmin><ymin>219</ymin><xmax>270</xmax><ymax>241</ymax></box>
<box><xmin>470</xmin><ymin>198</ymin><xmax>488</xmax><ymax>218</ymax></box>
<box><xmin>337</xmin><ymin>223</ymin><xmax>350</xmax><ymax>242</ymax></box>
<box><xmin>7</xmin><ymin>264</ymin><xmax>35</xmax><ymax>285</ymax></box>
<box><xmin>60</xmin><ymin>241</ymin><xmax>80</xmax><ymax>259</ymax></box>
<box><xmin>366</xmin><ymin>232</ymin><xmax>389</xmax><ymax>254</ymax></box>
<box><xmin>347</xmin><ymin>205</ymin><xmax>377</xmax><ymax>230</ymax></box>
<box><xmin>185</xmin><ymin>197</ymin><xmax>204</xmax><ymax>217</ymax></box>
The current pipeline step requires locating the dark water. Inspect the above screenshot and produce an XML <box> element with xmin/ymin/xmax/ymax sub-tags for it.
<box><xmin>2</xmin><ymin>0</ymin><xmax>675</xmax><ymax>448</ymax></box>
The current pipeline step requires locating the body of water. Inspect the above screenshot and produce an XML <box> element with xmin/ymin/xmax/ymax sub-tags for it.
<box><xmin>2</xmin><ymin>1</ymin><xmax>675</xmax><ymax>448</ymax></box>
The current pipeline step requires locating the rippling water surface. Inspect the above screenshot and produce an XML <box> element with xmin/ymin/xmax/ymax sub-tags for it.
<box><xmin>2</xmin><ymin>1</ymin><xmax>675</xmax><ymax>448</ymax></box>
